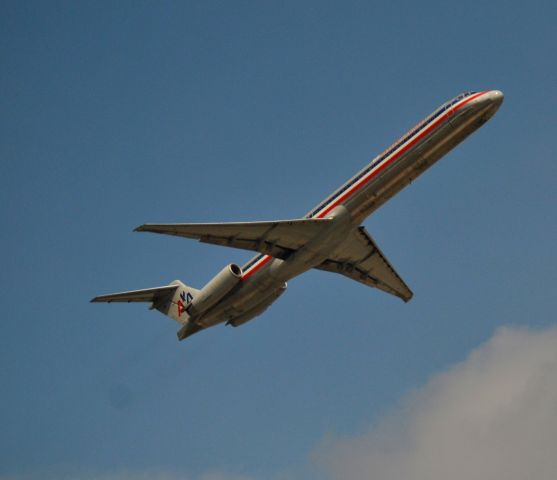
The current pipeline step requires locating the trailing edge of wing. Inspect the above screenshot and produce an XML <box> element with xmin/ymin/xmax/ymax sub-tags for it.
<box><xmin>134</xmin><ymin>218</ymin><xmax>332</xmax><ymax>258</ymax></box>
<box><xmin>315</xmin><ymin>227</ymin><xmax>413</xmax><ymax>302</ymax></box>
<box><xmin>91</xmin><ymin>285</ymin><xmax>179</xmax><ymax>303</ymax></box>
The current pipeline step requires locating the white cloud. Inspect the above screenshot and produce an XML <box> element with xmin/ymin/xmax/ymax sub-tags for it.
<box><xmin>314</xmin><ymin>325</ymin><xmax>557</xmax><ymax>480</ymax></box>
<box><xmin>6</xmin><ymin>326</ymin><xmax>557</xmax><ymax>480</ymax></box>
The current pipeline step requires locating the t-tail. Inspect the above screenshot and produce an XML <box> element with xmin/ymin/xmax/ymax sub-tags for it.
<box><xmin>91</xmin><ymin>264</ymin><xmax>243</xmax><ymax>341</ymax></box>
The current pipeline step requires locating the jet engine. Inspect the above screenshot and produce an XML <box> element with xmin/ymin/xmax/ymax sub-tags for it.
<box><xmin>228</xmin><ymin>282</ymin><xmax>287</xmax><ymax>327</ymax></box>
<box><xmin>186</xmin><ymin>263</ymin><xmax>242</xmax><ymax>318</ymax></box>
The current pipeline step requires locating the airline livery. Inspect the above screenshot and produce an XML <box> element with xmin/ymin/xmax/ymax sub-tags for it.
<box><xmin>92</xmin><ymin>90</ymin><xmax>504</xmax><ymax>341</ymax></box>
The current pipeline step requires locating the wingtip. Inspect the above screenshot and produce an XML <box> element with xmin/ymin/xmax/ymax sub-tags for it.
<box><xmin>91</xmin><ymin>295</ymin><xmax>111</xmax><ymax>303</ymax></box>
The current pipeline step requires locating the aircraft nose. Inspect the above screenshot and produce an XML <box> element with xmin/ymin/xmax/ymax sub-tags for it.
<box><xmin>473</xmin><ymin>90</ymin><xmax>504</xmax><ymax>118</ymax></box>
<box><xmin>489</xmin><ymin>90</ymin><xmax>504</xmax><ymax>107</ymax></box>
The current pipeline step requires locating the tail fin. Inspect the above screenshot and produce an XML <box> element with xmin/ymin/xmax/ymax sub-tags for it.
<box><xmin>155</xmin><ymin>280</ymin><xmax>200</xmax><ymax>324</ymax></box>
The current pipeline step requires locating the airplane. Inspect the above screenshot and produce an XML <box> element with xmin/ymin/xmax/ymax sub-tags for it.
<box><xmin>92</xmin><ymin>90</ymin><xmax>504</xmax><ymax>341</ymax></box>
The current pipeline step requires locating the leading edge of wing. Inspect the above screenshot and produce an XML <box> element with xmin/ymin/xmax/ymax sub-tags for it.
<box><xmin>91</xmin><ymin>285</ymin><xmax>178</xmax><ymax>303</ymax></box>
<box><xmin>133</xmin><ymin>218</ymin><xmax>332</xmax><ymax>237</ymax></box>
<box><xmin>134</xmin><ymin>218</ymin><xmax>332</xmax><ymax>258</ymax></box>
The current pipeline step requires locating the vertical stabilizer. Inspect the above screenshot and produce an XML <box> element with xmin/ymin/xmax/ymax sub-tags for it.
<box><xmin>155</xmin><ymin>280</ymin><xmax>201</xmax><ymax>324</ymax></box>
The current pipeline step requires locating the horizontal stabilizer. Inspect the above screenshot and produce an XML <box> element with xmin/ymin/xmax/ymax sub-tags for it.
<box><xmin>315</xmin><ymin>226</ymin><xmax>413</xmax><ymax>302</ymax></box>
<box><xmin>91</xmin><ymin>285</ymin><xmax>179</xmax><ymax>303</ymax></box>
<box><xmin>135</xmin><ymin>218</ymin><xmax>332</xmax><ymax>259</ymax></box>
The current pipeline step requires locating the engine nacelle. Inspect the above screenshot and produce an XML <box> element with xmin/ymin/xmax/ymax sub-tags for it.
<box><xmin>186</xmin><ymin>264</ymin><xmax>242</xmax><ymax>318</ymax></box>
<box><xmin>228</xmin><ymin>282</ymin><xmax>287</xmax><ymax>327</ymax></box>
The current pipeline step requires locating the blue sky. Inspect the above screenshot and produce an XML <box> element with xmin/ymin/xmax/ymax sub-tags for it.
<box><xmin>1</xmin><ymin>1</ymin><xmax>556</xmax><ymax>479</ymax></box>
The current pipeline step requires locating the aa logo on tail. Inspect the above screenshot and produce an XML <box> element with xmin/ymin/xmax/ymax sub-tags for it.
<box><xmin>177</xmin><ymin>291</ymin><xmax>194</xmax><ymax>317</ymax></box>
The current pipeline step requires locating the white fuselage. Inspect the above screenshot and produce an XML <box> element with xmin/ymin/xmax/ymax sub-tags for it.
<box><xmin>198</xmin><ymin>91</ymin><xmax>504</xmax><ymax>328</ymax></box>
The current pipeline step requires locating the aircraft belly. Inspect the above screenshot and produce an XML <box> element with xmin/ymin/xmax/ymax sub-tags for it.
<box><xmin>227</xmin><ymin>282</ymin><xmax>287</xmax><ymax>327</ymax></box>
<box><xmin>345</xmin><ymin>109</ymin><xmax>487</xmax><ymax>223</ymax></box>
<box><xmin>266</xmin><ymin>206</ymin><xmax>353</xmax><ymax>281</ymax></box>
<box><xmin>198</xmin><ymin>272</ymin><xmax>283</xmax><ymax>327</ymax></box>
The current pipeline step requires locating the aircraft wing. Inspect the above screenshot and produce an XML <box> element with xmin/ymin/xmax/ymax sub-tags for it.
<box><xmin>134</xmin><ymin>218</ymin><xmax>332</xmax><ymax>259</ymax></box>
<box><xmin>315</xmin><ymin>227</ymin><xmax>413</xmax><ymax>302</ymax></box>
<box><xmin>91</xmin><ymin>285</ymin><xmax>179</xmax><ymax>303</ymax></box>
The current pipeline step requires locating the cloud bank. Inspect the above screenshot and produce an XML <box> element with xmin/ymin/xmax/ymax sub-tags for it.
<box><xmin>315</xmin><ymin>325</ymin><xmax>557</xmax><ymax>480</ymax></box>
<box><xmin>5</xmin><ymin>325</ymin><xmax>557</xmax><ymax>480</ymax></box>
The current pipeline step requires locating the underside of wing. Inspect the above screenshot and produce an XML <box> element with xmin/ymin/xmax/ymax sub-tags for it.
<box><xmin>91</xmin><ymin>285</ymin><xmax>179</xmax><ymax>303</ymax></box>
<box><xmin>315</xmin><ymin>227</ymin><xmax>413</xmax><ymax>302</ymax></box>
<box><xmin>134</xmin><ymin>218</ymin><xmax>332</xmax><ymax>259</ymax></box>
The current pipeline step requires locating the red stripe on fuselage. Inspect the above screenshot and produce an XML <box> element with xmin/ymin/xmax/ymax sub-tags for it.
<box><xmin>314</xmin><ymin>91</ymin><xmax>487</xmax><ymax>218</ymax></box>
<box><xmin>241</xmin><ymin>91</ymin><xmax>489</xmax><ymax>280</ymax></box>
<box><xmin>241</xmin><ymin>255</ymin><xmax>272</xmax><ymax>280</ymax></box>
